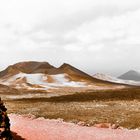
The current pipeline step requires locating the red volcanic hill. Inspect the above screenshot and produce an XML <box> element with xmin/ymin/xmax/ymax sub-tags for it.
<box><xmin>0</xmin><ymin>61</ymin><xmax>126</xmax><ymax>91</ymax></box>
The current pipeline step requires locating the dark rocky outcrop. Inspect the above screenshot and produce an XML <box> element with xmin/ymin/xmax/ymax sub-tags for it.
<box><xmin>0</xmin><ymin>98</ymin><xmax>12</xmax><ymax>139</ymax></box>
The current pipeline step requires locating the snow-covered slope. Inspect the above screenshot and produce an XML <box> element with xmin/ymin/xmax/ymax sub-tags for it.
<box><xmin>0</xmin><ymin>73</ymin><xmax>86</xmax><ymax>90</ymax></box>
<box><xmin>0</xmin><ymin>61</ymin><xmax>128</xmax><ymax>92</ymax></box>
<box><xmin>93</xmin><ymin>73</ymin><xmax>140</xmax><ymax>86</ymax></box>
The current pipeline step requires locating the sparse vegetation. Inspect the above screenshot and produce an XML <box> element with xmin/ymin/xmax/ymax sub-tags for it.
<box><xmin>3</xmin><ymin>87</ymin><xmax>140</xmax><ymax>129</ymax></box>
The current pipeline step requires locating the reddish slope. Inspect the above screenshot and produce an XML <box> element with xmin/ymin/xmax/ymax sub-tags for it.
<box><xmin>10</xmin><ymin>114</ymin><xmax>140</xmax><ymax>140</ymax></box>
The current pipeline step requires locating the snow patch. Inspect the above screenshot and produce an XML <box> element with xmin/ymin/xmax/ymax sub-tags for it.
<box><xmin>5</xmin><ymin>93</ymin><xmax>59</xmax><ymax>100</ymax></box>
<box><xmin>0</xmin><ymin>73</ymin><xmax>86</xmax><ymax>89</ymax></box>
<box><xmin>51</xmin><ymin>74</ymin><xmax>85</xmax><ymax>87</ymax></box>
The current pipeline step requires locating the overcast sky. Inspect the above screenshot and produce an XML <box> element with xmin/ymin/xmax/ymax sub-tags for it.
<box><xmin>0</xmin><ymin>0</ymin><xmax>140</xmax><ymax>76</ymax></box>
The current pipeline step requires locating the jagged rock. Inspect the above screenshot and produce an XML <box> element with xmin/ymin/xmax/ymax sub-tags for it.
<box><xmin>0</xmin><ymin>98</ymin><xmax>12</xmax><ymax>139</ymax></box>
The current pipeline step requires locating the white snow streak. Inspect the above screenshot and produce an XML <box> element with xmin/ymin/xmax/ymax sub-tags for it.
<box><xmin>0</xmin><ymin>73</ymin><xmax>86</xmax><ymax>89</ymax></box>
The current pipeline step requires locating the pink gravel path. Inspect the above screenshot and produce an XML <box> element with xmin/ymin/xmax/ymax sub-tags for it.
<box><xmin>9</xmin><ymin>114</ymin><xmax>140</xmax><ymax>140</ymax></box>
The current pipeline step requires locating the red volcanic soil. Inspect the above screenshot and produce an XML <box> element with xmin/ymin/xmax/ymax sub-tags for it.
<box><xmin>9</xmin><ymin>114</ymin><xmax>140</xmax><ymax>140</ymax></box>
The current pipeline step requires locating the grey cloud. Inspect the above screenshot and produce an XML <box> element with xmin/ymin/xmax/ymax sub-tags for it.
<box><xmin>1</xmin><ymin>0</ymin><xmax>140</xmax><ymax>76</ymax></box>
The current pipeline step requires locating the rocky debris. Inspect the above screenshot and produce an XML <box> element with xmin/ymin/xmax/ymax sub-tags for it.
<box><xmin>77</xmin><ymin>121</ymin><xmax>121</xmax><ymax>129</ymax></box>
<box><xmin>94</xmin><ymin>123</ymin><xmax>120</xmax><ymax>129</ymax></box>
<box><xmin>0</xmin><ymin>98</ymin><xmax>12</xmax><ymax>139</ymax></box>
<box><xmin>77</xmin><ymin>121</ymin><xmax>86</xmax><ymax>126</ymax></box>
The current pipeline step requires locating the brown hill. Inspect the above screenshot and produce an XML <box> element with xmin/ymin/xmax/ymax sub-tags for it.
<box><xmin>14</xmin><ymin>61</ymin><xmax>55</xmax><ymax>73</ymax></box>
<box><xmin>0</xmin><ymin>61</ymin><xmax>55</xmax><ymax>78</ymax></box>
<box><xmin>0</xmin><ymin>61</ymin><xmax>128</xmax><ymax>91</ymax></box>
<box><xmin>0</xmin><ymin>65</ymin><xmax>20</xmax><ymax>78</ymax></box>
<box><xmin>48</xmin><ymin>63</ymin><xmax>119</xmax><ymax>84</ymax></box>
<box><xmin>48</xmin><ymin>63</ymin><xmax>105</xmax><ymax>83</ymax></box>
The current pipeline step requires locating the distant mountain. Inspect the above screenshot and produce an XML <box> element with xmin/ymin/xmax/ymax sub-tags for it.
<box><xmin>119</xmin><ymin>70</ymin><xmax>140</xmax><ymax>81</ymax></box>
<box><xmin>0</xmin><ymin>61</ymin><xmax>126</xmax><ymax>92</ymax></box>
<box><xmin>93</xmin><ymin>73</ymin><xmax>140</xmax><ymax>86</ymax></box>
